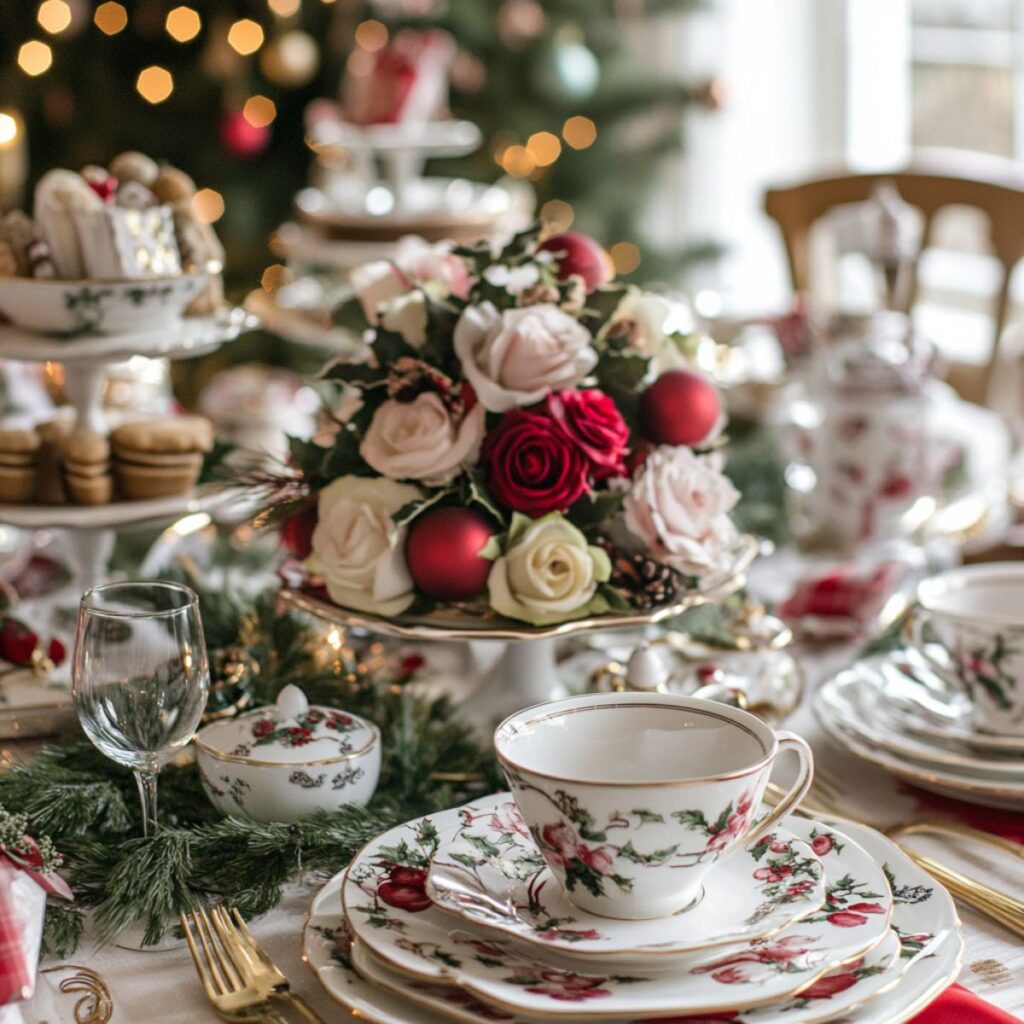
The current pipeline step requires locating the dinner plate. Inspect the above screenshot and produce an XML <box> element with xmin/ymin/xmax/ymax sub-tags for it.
<box><xmin>425</xmin><ymin>796</ymin><xmax>825</xmax><ymax>962</ymax></box>
<box><xmin>819</xmin><ymin>661</ymin><xmax>1024</xmax><ymax>779</ymax></box>
<box><xmin>303</xmin><ymin>814</ymin><xmax>962</xmax><ymax>1024</ymax></box>
<box><xmin>341</xmin><ymin>796</ymin><xmax>893</xmax><ymax>1019</ymax></box>
<box><xmin>816</xmin><ymin>708</ymin><xmax>1024</xmax><ymax>811</ymax></box>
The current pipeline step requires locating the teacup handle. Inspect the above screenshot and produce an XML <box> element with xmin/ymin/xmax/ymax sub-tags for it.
<box><xmin>743</xmin><ymin>731</ymin><xmax>814</xmax><ymax>848</ymax></box>
<box><xmin>905</xmin><ymin>611</ymin><xmax>957</xmax><ymax>678</ymax></box>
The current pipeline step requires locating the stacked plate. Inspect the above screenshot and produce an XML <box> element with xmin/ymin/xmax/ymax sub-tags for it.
<box><xmin>815</xmin><ymin>646</ymin><xmax>1024</xmax><ymax>811</ymax></box>
<box><xmin>303</xmin><ymin>792</ymin><xmax>962</xmax><ymax>1023</ymax></box>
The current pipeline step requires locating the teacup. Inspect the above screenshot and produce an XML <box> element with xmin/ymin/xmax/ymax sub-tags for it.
<box><xmin>494</xmin><ymin>692</ymin><xmax>813</xmax><ymax>920</ymax></box>
<box><xmin>913</xmin><ymin>563</ymin><xmax>1024</xmax><ymax>735</ymax></box>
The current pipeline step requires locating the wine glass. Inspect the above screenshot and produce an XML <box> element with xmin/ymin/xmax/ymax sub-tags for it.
<box><xmin>72</xmin><ymin>581</ymin><xmax>210</xmax><ymax>836</ymax></box>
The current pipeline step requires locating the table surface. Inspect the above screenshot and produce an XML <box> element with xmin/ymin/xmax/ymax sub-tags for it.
<box><xmin>30</xmin><ymin>608</ymin><xmax>1024</xmax><ymax>1021</ymax></box>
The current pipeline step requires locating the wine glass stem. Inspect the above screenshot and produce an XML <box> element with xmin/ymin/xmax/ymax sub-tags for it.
<box><xmin>134</xmin><ymin>770</ymin><xmax>159</xmax><ymax>837</ymax></box>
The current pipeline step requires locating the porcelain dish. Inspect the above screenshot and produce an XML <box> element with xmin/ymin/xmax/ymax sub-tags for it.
<box><xmin>195</xmin><ymin>684</ymin><xmax>380</xmax><ymax>822</ymax></box>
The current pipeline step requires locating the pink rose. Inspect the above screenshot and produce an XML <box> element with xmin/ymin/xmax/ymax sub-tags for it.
<box><xmin>769</xmin><ymin>840</ymin><xmax>790</xmax><ymax>853</ymax></box>
<box><xmin>488</xmin><ymin>802</ymin><xmax>531</xmax><ymax>839</ymax></box>
<box><xmin>540</xmin><ymin>822</ymin><xmax>578</xmax><ymax>866</ymax></box>
<box><xmin>624</xmin><ymin>446</ymin><xmax>740</xmax><ymax>576</ymax></box>
<box><xmin>454</xmin><ymin>301</ymin><xmax>597</xmax><ymax>413</ymax></box>
<box><xmin>810</xmin><ymin>834</ymin><xmax>834</xmax><ymax>857</ymax></box>
<box><xmin>393</xmin><ymin>235</ymin><xmax>470</xmax><ymax>299</ymax></box>
<box><xmin>827</xmin><ymin>911</ymin><xmax>868</xmax><ymax>927</ymax></box>
<box><xmin>578</xmin><ymin>844</ymin><xmax>615</xmax><ymax>875</ymax></box>
<box><xmin>711</xmin><ymin>967</ymin><xmax>749</xmax><ymax>985</ymax></box>
<box><xmin>846</xmin><ymin>901</ymin><xmax>885</xmax><ymax>914</ymax></box>
<box><xmin>360</xmin><ymin>392</ymin><xmax>485</xmax><ymax>485</ymax></box>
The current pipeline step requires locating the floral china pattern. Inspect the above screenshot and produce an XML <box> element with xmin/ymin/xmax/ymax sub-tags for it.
<box><xmin>342</xmin><ymin>795</ymin><xmax>896</xmax><ymax>1018</ymax></box>
<box><xmin>502</xmin><ymin>763</ymin><xmax>759</xmax><ymax>902</ymax></box>
<box><xmin>198</xmin><ymin>768</ymin><xmax>250</xmax><ymax>810</ymax></box>
<box><xmin>230</xmin><ymin>708</ymin><xmax>361</xmax><ymax>757</ymax></box>
<box><xmin>426</xmin><ymin>798</ymin><xmax>824</xmax><ymax>958</ymax></box>
<box><xmin>949</xmin><ymin>633</ymin><xmax>1019</xmax><ymax>713</ymax></box>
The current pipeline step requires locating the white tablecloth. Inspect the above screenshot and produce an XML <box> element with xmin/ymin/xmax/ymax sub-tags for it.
<box><xmin>32</xmin><ymin>633</ymin><xmax>1024</xmax><ymax>1021</ymax></box>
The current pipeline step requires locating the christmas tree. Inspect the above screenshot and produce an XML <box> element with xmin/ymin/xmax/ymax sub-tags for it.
<box><xmin>0</xmin><ymin>0</ymin><xmax>717</xmax><ymax>290</ymax></box>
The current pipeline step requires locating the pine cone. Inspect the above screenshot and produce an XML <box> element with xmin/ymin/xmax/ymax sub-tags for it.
<box><xmin>599</xmin><ymin>539</ymin><xmax>685</xmax><ymax>611</ymax></box>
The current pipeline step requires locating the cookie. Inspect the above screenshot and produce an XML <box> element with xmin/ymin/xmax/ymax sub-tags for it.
<box><xmin>65</xmin><ymin>429</ymin><xmax>110</xmax><ymax>466</ymax></box>
<box><xmin>111</xmin><ymin>416</ymin><xmax>214</xmax><ymax>457</ymax></box>
<box><xmin>0</xmin><ymin>428</ymin><xmax>40</xmax><ymax>457</ymax></box>
<box><xmin>110</xmin><ymin>151</ymin><xmax>160</xmax><ymax>188</ymax></box>
<box><xmin>114</xmin><ymin>456</ymin><xmax>202</xmax><ymax>500</ymax></box>
<box><xmin>151</xmin><ymin>166</ymin><xmax>196</xmax><ymax>205</ymax></box>
<box><xmin>111</xmin><ymin>448</ymin><xmax>202</xmax><ymax>469</ymax></box>
<box><xmin>64</xmin><ymin>458</ymin><xmax>111</xmax><ymax>479</ymax></box>
<box><xmin>35</xmin><ymin>419</ymin><xmax>70</xmax><ymax>506</ymax></box>
<box><xmin>66</xmin><ymin>472</ymin><xmax>112</xmax><ymax>506</ymax></box>
<box><xmin>0</xmin><ymin>466</ymin><xmax>37</xmax><ymax>504</ymax></box>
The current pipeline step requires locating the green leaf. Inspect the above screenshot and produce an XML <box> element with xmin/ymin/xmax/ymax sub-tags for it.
<box><xmin>331</xmin><ymin>298</ymin><xmax>371</xmax><ymax>335</ymax></box>
<box><xmin>568</xmin><ymin>490</ymin><xmax>626</xmax><ymax>531</ymax></box>
<box><xmin>671</xmin><ymin>809</ymin><xmax>709</xmax><ymax>831</ymax></box>
<box><xmin>631</xmin><ymin>809</ymin><xmax>665</xmax><ymax>824</ymax></box>
<box><xmin>372</xmin><ymin>328</ymin><xmax>420</xmax><ymax>368</ymax></box>
<box><xmin>580</xmin><ymin>284</ymin><xmax>629</xmax><ymax>335</ymax></box>
<box><xmin>450</xmin><ymin>852</ymin><xmax>481</xmax><ymax>869</ymax></box>
<box><xmin>465</xmin><ymin>833</ymin><xmax>501</xmax><ymax>858</ymax></box>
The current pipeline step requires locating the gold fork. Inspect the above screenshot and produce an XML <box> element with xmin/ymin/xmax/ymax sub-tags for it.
<box><xmin>181</xmin><ymin>909</ymin><xmax>288</xmax><ymax>1024</ymax></box>
<box><xmin>765</xmin><ymin>777</ymin><xmax>1024</xmax><ymax>939</ymax></box>
<box><xmin>208</xmin><ymin>906</ymin><xmax>327</xmax><ymax>1024</ymax></box>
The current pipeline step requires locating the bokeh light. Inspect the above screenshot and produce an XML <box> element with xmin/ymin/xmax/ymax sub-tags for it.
<box><xmin>94</xmin><ymin>1</ymin><xmax>127</xmax><ymax>34</ymax></box>
<box><xmin>610</xmin><ymin>241</ymin><xmax>641</xmax><ymax>275</ymax></box>
<box><xmin>355</xmin><ymin>19</ymin><xmax>388</xmax><ymax>51</ymax></box>
<box><xmin>37</xmin><ymin>0</ymin><xmax>72</xmax><ymax>34</ymax></box>
<box><xmin>540</xmin><ymin>199</ymin><xmax>574</xmax><ymax>233</ymax></box>
<box><xmin>136</xmin><ymin>66</ymin><xmax>174</xmax><ymax>104</ymax></box>
<box><xmin>243</xmin><ymin>94</ymin><xmax>277</xmax><ymax>129</ymax></box>
<box><xmin>192</xmin><ymin>188</ymin><xmax>225</xmax><ymax>224</ymax></box>
<box><xmin>562</xmin><ymin>115</ymin><xmax>597</xmax><ymax>150</ymax></box>
<box><xmin>166</xmin><ymin>6</ymin><xmax>201</xmax><ymax>43</ymax></box>
<box><xmin>527</xmin><ymin>131</ymin><xmax>561</xmax><ymax>167</ymax></box>
<box><xmin>18</xmin><ymin>41</ymin><xmax>53</xmax><ymax>76</ymax></box>
<box><xmin>227</xmin><ymin>19</ymin><xmax>264</xmax><ymax>55</ymax></box>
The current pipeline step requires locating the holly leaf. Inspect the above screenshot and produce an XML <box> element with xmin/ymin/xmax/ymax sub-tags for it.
<box><xmin>465</xmin><ymin>833</ymin><xmax>501</xmax><ymax>858</ymax></box>
<box><xmin>331</xmin><ymin>298</ymin><xmax>371</xmax><ymax>335</ymax></box>
<box><xmin>672</xmin><ymin>809</ymin><xmax>709</xmax><ymax>831</ymax></box>
<box><xmin>580</xmin><ymin>284</ymin><xmax>629</xmax><ymax>335</ymax></box>
<box><xmin>631</xmin><ymin>809</ymin><xmax>665</xmax><ymax>824</ymax></box>
<box><xmin>372</xmin><ymin>328</ymin><xmax>419</xmax><ymax>368</ymax></box>
<box><xmin>392</xmin><ymin>488</ymin><xmax>453</xmax><ymax>528</ymax></box>
<box><xmin>450</xmin><ymin>852</ymin><xmax>481</xmax><ymax>869</ymax></box>
<box><xmin>568</xmin><ymin>490</ymin><xmax>626</xmax><ymax>532</ymax></box>
<box><xmin>288</xmin><ymin>436</ymin><xmax>327</xmax><ymax>478</ymax></box>
<box><xmin>597</xmin><ymin>584</ymin><xmax>632</xmax><ymax>614</ymax></box>
<box><xmin>464</xmin><ymin>467</ymin><xmax>507</xmax><ymax>525</ymax></box>
<box><xmin>319</xmin><ymin>433</ymin><xmax>370</xmax><ymax>481</ymax></box>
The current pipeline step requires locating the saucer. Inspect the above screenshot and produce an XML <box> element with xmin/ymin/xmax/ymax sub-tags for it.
<box><xmin>426</xmin><ymin>797</ymin><xmax>826</xmax><ymax>961</ymax></box>
<box><xmin>341</xmin><ymin>795</ymin><xmax>893</xmax><ymax>1019</ymax></box>
<box><xmin>305</xmin><ymin>811</ymin><xmax>961</xmax><ymax>1024</ymax></box>
<box><xmin>819</xmin><ymin>660</ymin><xmax>1024</xmax><ymax>779</ymax></box>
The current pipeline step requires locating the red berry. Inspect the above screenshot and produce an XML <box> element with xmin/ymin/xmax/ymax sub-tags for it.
<box><xmin>405</xmin><ymin>507</ymin><xmax>495</xmax><ymax>602</ymax></box>
<box><xmin>537</xmin><ymin>232</ymin><xmax>612</xmax><ymax>292</ymax></box>
<box><xmin>639</xmin><ymin>369</ymin><xmax>721</xmax><ymax>447</ymax></box>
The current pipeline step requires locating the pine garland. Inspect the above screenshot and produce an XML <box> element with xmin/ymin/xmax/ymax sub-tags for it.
<box><xmin>0</xmin><ymin>578</ymin><xmax>501</xmax><ymax>955</ymax></box>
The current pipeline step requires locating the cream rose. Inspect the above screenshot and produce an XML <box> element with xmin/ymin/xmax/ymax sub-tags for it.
<box><xmin>623</xmin><ymin>446</ymin><xmax>739</xmax><ymax>576</ymax></box>
<box><xmin>305</xmin><ymin>476</ymin><xmax>421</xmax><ymax>615</ymax></box>
<box><xmin>454</xmin><ymin>302</ymin><xmax>597</xmax><ymax>413</ymax></box>
<box><xmin>379</xmin><ymin>290</ymin><xmax>428</xmax><ymax>347</ymax></box>
<box><xmin>604</xmin><ymin>290</ymin><xmax>696</xmax><ymax>372</ymax></box>
<box><xmin>488</xmin><ymin>513</ymin><xmax>611</xmax><ymax>626</ymax></box>
<box><xmin>350</xmin><ymin>260</ymin><xmax>411</xmax><ymax>325</ymax></box>
<box><xmin>359</xmin><ymin>392</ymin><xmax>485</xmax><ymax>485</ymax></box>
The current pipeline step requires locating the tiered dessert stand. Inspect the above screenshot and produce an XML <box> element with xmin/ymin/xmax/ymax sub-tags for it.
<box><xmin>282</xmin><ymin>534</ymin><xmax>759</xmax><ymax>730</ymax></box>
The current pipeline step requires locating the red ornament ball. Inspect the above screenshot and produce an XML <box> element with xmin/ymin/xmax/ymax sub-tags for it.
<box><xmin>220</xmin><ymin>111</ymin><xmax>270</xmax><ymax>159</ymax></box>
<box><xmin>639</xmin><ymin>369</ymin><xmax>722</xmax><ymax>446</ymax></box>
<box><xmin>280</xmin><ymin>506</ymin><xmax>317</xmax><ymax>559</ymax></box>
<box><xmin>537</xmin><ymin>232</ymin><xmax>612</xmax><ymax>292</ymax></box>
<box><xmin>406</xmin><ymin>507</ymin><xmax>495</xmax><ymax>602</ymax></box>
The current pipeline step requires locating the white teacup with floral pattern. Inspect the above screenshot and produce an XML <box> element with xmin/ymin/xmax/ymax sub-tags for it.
<box><xmin>914</xmin><ymin>563</ymin><xmax>1024</xmax><ymax>735</ymax></box>
<box><xmin>494</xmin><ymin>692</ymin><xmax>813</xmax><ymax>920</ymax></box>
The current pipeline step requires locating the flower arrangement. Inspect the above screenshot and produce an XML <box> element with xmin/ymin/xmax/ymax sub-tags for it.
<box><xmin>281</xmin><ymin>226</ymin><xmax>741</xmax><ymax>627</ymax></box>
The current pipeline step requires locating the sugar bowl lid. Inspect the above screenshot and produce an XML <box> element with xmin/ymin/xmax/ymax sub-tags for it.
<box><xmin>195</xmin><ymin>685</ymin><xmax>378</xmax><ymax>765</ymax></box>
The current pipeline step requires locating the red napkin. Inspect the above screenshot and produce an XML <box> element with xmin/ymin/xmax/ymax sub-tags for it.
<box><xmin>910</xmin><ymin>984</ymin><xmax>1023</xmax><ymax>1023</ymax></box>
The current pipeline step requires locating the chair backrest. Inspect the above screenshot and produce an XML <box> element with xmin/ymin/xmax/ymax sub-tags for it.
<box><xmin>764</xmin><ymin>165</ymin><xmax>1024</xmax><ymax>397</ymax></box>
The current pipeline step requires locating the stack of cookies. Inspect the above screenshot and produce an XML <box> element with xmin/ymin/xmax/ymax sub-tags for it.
<box><xmin>0</xmin><ymin>429</ymin><xmax>41</xmax><ymax>503</ymax></box>
<box><xmin>111</xmin><ymin>417</ymin><xmax>214</xmax><ymax>500</ymax></box>
<box><xmin>64</xmin><ymin>430</ymin><xmax>113</xmax><ymax>506</ymax></box>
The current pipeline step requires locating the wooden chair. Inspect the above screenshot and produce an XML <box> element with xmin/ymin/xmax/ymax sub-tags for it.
<box><xmin>764</xmin><ymin>163</ymin><xmax>1024</xmax><ymax>403</ymax></box>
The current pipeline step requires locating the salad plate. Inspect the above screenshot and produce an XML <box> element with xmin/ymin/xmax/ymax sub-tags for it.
<box><xmin>340</xmin><ymin>796</ymin><xmax>893</xmax><ymax>1019</ymax></box>
<box><xmin>303</xmin><ymin>813</ymin><xmax>961</xmax><ymax>1024</ymax></box>
<box><xmin>425</xmin><ymin>797</ymin><xmax>825</xmax><ymax>962</ymax></box>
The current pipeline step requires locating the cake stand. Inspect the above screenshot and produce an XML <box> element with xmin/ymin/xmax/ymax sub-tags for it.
<box><xmin>281</xmin><ymin>534</ymin><xmax>759</xmax><ymax>731</ymax></box>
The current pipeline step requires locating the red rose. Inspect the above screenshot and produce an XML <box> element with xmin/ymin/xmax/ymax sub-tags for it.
<box><xmin>378</xmin><ymin>864</ymin><xmax>431</xmax><ymax>913</ymax></box>
<box><xmin>545</xmin><ymin>390</ymin><xmax>629</xmax><ymax>479</ymax></box>
<box><xmin>827</xmin><ymin>911</ymin><xmax>868</xmax><ymax>927</ymax></box>
<box><xmin>847</xmin><ymin>901</ymin><xmax>884</xmax><ymax>914</ymax></box>
<box><xmin>483</xmin><ymin>408</ymin><xmax>589</xmax><ymax>516</ymax></box>
<box><xmin>810</xmin><ymin>834</ymin><xmax>833</xmax><ymax>857</ymax></box>
<box><xmin>799</xmin><ymin>972</ymin><xmax>859</xmax><ymax>1000</ymax></box>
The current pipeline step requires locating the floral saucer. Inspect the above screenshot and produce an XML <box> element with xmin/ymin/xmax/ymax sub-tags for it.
<box><xmin>306</xmin><ymin>811</ymin><xmax>961</xmax><ymax>1024</ymax></box>
<box><xmin>340</xmin><ymin>795</ymin><xmax>894</xmax><ymax>1019</ymax></box>
<box><xmin>425</xmin><ymin>797</ymin><xmax>826</xmax><ymax>962</ymax></box>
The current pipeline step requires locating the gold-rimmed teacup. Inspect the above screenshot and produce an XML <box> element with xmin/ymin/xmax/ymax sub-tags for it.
<box><xmin>494</xmin><ymin>692</ymin><xmax>813</xmax><ymax>920</ymax></box>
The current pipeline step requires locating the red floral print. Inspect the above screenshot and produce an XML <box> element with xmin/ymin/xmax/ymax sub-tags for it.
<box><xmin>798</xmin><ymin>972</ymin><xmax>859</xmax><ymax>1000</ymax></box>
<box><xmin>810</xmin><ymin>834</ymin><xmax>833</xmax><ymax>857</ymax></box>
<box><xmin>827</xmin><ymin>911</ymin><xmax>868</xmax><ymax>927</ymax></box>
<box><xmin>377</xmin><ymin>865</ymin><xmax>432</xmax><ymax>913</ymax></box>
<box><xmin>522</xmin><ymin>969</ymin><xmax>612</xmax><ymax>1002</ymax></box>
<box><xmin>540</xmin><ymin>822</ymin><xmax>615</xmax><ymax>876</ymax></box>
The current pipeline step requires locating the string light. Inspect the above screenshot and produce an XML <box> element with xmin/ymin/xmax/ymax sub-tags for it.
<box><xmin>37</xmin><ymin>0</ymin><xmax>72</xmax><ymax>34</ymax></box>
<box><xmin>540</xmin><ymin>199</ymin><xmax>574</xmax><ymax>232</ymax></box>
<box><xmin>501</xmin><ymin>144</ymin><xmax>535</xmax><ymax>178</ymax></box>
<box><xmin>192</xmin><ymin>188</ymin><xmax>225</xmax><ymax>224</ymax></box>
<box><xmin>165</xmin><ymin>6</ymin><xmax>201</xmax><ymax>43</ymax></box>
<box><xmin>562</xmin><ymin>115</ymin><xmax>597</xmax><ymax>150</ymax></box>
<box><xmin>243</xmin><ymin>94</ymin><xmax>276</xmax><ymax>128</ymax></box>
<box><xmin>227</xmin><ymin>18</ymin><xmax>264</xmax><ymax>55</ymax></box>
<box><xmin>18</xmin><ymin>41</ymin><xmax>53</xmax><ymax>76</ymax></box>
<box><xmin>610</xmin><ymin>241</ymin><xmax>641</xmax><ymax>275</ymax></box>
<box><xmin>355</xmin><ymin>19</ymin><xmax>388</xmax><ymax>51</ymax></box>
<box><xmin>0</xmin><ymin>113</ymin><xmax>20</xmax><ymax>148</ymax></box>
<box><xmin>268</xmin><ymin>0</ymin><xmax>301</xmax><ymax>14</ymax></box>
<box><xmin>527</xmin><ymin>131</ymin><xmax>561</xmax><ymax>167</ymax></box>
<box><xmin>136</xmin><ymin>66</ymin><xmax>174</xmax><ymax>104</ymax></box>
<box><xmin>94</xmin><ymin>1</ymin><xmax>127</xmax><ymax>34</ymax></box>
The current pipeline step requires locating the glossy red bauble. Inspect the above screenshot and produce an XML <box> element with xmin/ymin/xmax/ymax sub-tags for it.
<box><xmin>220</xmin><ymin>111</ymin><xmax>270</xmax><ymax>159</ymax></box>
<box><xmin>406</xmin><ymin>507</ymin><xmax>494</xmax><ymax>602</ymax></box>
<box><xmin>639</xmin><ymin>369</ymin><xmax>721</xmax><ymax>446</ymax></box>
<box><xmin>280</xmin><ymin>506</ymin><xmax>318</xmax><ymax>559</ymax></box>
<box><xmin>537</xmin><ymin>232</ymin><xmax>612</xmax><ymax>292</ymax></box>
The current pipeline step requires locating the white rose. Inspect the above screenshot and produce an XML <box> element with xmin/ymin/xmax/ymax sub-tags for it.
<box><xmin>379</xmin><ymin>290</ymin><xmax>428</xmax><ymax>347</ymax></box>
<box><xmin>350</xmin><ymin>260</ymin><xmax>411</xmax><ymax>324</ymax></box>
<box><xmin>305</xmin><ymin>476</ymin><xmax>421</xmax><ymax>616</ymax></box>
<box><xmin>488</xmin><ymin>513</ymin><xmax>611</xmax><ymax>626</ymax></box>
<box><xmin>454</xmin><ymin>302</ymin><xmax>597</xmax><ymax>413</ymax></box>
<box><xmin>623</xmin><ymin>446</ymin><xmax>740</xmax><ymax>576</ymax></box>
<box><xmin>360</xmin><ymin>392</ymin><xmax>485</xmax><ymax>485</ymax></box>
<box><xmin>605</xmin><ymin>291</ymin><xmax>695</xmax><ymax>372</ymax></box>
